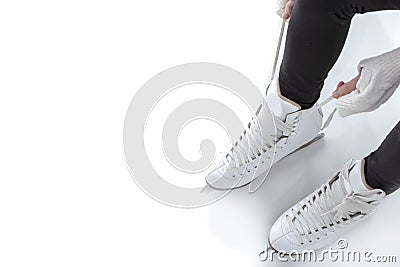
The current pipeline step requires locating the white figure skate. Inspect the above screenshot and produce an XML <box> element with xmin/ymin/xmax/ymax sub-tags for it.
<box><xmin>268</xmin><ymin>159</ymin><xmax>385</xmax><ymax>253</ymax></box>
<box><xmin>205</xmin><ymin>78</ymin><xmax>326</xmax><ymax>190</ymax></box>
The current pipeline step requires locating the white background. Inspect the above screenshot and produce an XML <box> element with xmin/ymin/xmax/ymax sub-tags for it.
<box><xmin>1</xmin><ymin>1</ymin><xmax>400</xmax><ymax>266</ymax></box>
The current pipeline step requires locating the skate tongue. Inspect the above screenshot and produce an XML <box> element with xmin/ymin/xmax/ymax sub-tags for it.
<box><xmin>332</xmin><ymin>160</ymin><xmax>370</xmax><ymax>197</ymax></box>
<box><xmin>266</xmin><ymin>78</ymin><xmax>301</xmax><ymax>121</ymax></box>
<box><xmin>331</xmin><ymin>174</ymin><xmax>352</xmax><ymax>202</ymax></box>
<box><xmin>255</xmin><ymin>100</ymin><xmax>278</xmax><ymax>137</ymax></box>
<box><xmin>254</xmin><ymin>78</ymin><xmax>301</xmax><ymax>137</ymax></box>
<box><xmin>348</xmin><ymin>160</ymin><xmax>371</xmax><ymax>192</ymax></box>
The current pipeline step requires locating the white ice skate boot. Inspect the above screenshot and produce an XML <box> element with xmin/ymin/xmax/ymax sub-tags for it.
<box><xmin>268</xmin><ymin>159</ymin><xmax>386</xmax><ymax>253</ymax></box>
<box><xmin>205</xmin><ymin>77</ymin><xmax>324</xmax><ymax>190</ymax></box>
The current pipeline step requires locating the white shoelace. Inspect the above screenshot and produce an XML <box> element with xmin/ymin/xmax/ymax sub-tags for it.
<box><xmin>220</xmin><ymin>104</ymin><xmax>297</xmax><ymax>170</ymax></box>
<box><xmin>286</xmin><ymin>160</ymin><xmax>384</xmax><ymax>244</ymax></box>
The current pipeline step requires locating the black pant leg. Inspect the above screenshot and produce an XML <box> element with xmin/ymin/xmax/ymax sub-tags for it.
<box><xmin>364</xmin><ymin>121</ymin><xmax>400</xmax><ymax>195</ymax></box>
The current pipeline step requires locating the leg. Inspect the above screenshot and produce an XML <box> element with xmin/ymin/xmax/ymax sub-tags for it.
<box><xmin>364</xmin><ymin>121</ymin><xmax>400</xmax><ymax>195</ymax></box>
<box><xmin>279</xmin><ymin>0</ymin><xmax>400</xmax><ymax>109</ymax></box>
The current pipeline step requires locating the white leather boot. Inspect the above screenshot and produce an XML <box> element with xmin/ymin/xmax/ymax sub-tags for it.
<box><xmin>205</xmin><ymin>78</ymin><xmax>324</xmax><ymax>190</ymax></box>
<box><xmin>268</xmin><ymin>159</ymin><xmax>386</xmax><ymax>253</ymax></box>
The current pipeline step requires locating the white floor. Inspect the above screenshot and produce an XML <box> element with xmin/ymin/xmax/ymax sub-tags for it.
<box><xmin>1</xmin><ymin>1</ymin><xmax>399</xmax><ymax>266</ymax></box>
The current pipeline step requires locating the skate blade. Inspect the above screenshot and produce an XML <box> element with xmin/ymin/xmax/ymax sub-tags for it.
<box><xmin>288</xmin><ymin>132</ymin><xmax>325</xmax><ymax>156</ymax></box>
<box><xmin>200</xmin><ymin>184</ymin><xmax>215</xmax><ymax>194</ymax></box>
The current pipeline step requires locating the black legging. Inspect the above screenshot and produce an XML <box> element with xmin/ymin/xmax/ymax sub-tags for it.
<box><xmin>278</xmin><ymin>0</ymin><xmax>400</xmax><ymax>194</ymax></box>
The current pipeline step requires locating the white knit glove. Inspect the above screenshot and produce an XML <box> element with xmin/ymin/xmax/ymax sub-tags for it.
<box><xmin>337</xmin><ymin>47</ymin><xmax>400</xmax><ymax>117</ymax></box>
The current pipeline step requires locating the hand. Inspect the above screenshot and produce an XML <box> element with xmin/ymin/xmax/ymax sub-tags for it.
<box><xmin>333</xmin><ymin>47</ymin><xmax>400</xmax><ymax>117</ymax></box>
<box><xmin>277</xmin><ymin>0</ymin><xmax>295</xmax><ymax>19</ymax></box>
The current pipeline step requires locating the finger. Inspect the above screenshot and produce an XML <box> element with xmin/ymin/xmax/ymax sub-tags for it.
<box><xmin>332</xmin><ymin>81</ymin><xmax>346</xmax><ymax>98</ymax></box>
<box><xmin>332</xmin><ymin>81</ymin><xmax>345</xmax><ymax>98</ymax></box>
<box><xmin>333</xmin><ymin>80</ymin><xmax>355</xmax><ymax>98</ymax></box>
<box><xmin>283</xmin><ymin>1</ymin><xmax>295</xmax><ymax>19</ymax></box>
<box><xmin>332</xmin><ymin>74</ymin><xmax>360</xmax><ymax>98</ymax></box>
<box><xmin>282</xmin><ymin>9</ymin><xmax>290</xmax><ymax>19</ymax></box>
<box><xmin>336</xmin><ymin>81</ymin><xmax>345</xmax><ymax>90</ymax></box>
